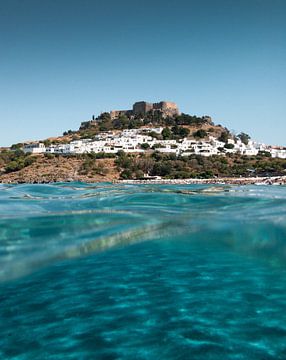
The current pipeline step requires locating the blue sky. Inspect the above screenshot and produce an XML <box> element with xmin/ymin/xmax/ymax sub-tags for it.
<box><xmin>0</xmin><ymin>0</ymin><xmax>285</xmax><ymax>146</ymax></box>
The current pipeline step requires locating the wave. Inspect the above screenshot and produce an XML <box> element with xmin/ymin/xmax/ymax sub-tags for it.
<box><xmin>1</xmin><ymin>183</ymin><xmax>286</xmax><ymax>282</ymax></box>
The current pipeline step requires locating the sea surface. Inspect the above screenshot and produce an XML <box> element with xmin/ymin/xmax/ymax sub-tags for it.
<box><xmin>1</xmin><ymin>183</ymin><xmax>286</xmax><ymax>359</ymax></box>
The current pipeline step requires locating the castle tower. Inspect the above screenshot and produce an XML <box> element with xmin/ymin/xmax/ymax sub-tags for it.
<box><xmin>132</xmin><ymin>101</ymin><xmax>153</xmax><ymax>115</ymax></box>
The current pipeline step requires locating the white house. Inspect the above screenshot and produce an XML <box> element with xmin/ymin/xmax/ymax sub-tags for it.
<box><xmin>21</xmin><ymin>130</ymin><xmax>286</xmax><ymax>159</ymax></box>
<box><xmin>23</xmin><ymin>143</ymin><xmax>46</xmax><ymax>154</ymax></box>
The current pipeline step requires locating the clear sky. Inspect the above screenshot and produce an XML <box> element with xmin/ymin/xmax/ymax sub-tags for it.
<box><xmin>0</xmin><ymin>0</ymin><xmax>285</xmax><ymax>146</ymax></box>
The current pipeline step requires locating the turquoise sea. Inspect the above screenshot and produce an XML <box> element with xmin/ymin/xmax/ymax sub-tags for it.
<box><xmin>1</xmin><ymin>183</ymin><xmax>286</xmax><ymax>359</ymax></box>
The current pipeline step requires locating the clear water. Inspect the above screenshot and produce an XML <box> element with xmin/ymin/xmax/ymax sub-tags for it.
<box><xmin>1</xmin><ymin>183</ymin><xmax>286</xmax><ymax>359</ymax></box>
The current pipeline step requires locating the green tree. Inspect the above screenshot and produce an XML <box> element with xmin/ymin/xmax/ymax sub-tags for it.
<box><xmin>112</xmin><ymin>114</ymin><xmax>129</xmax><ymax>129</ymax></box>
<box><xmin>238</xmin><ymin>132</ymin><xmax>251</xmax><ymax>145</ymax></box>
<box><xmin>193</xmin><ymin>129</ymin><xmax>207</xmax><ymax>138</ymax></box>
<box><xmin>171</xmin><ymin>125</ymin><xmax>190</xmax><ymax>138</ymax></box>
<box><xmin>10</xmin><ymin>143</ymin><xmax>23</xmax><ymax>150</ymax></box>
<box><xmin>43</xmin><ymin>140</ymin><xmax>51</xmax><ymax>147</ymax></box>
<box><xmin>140</xmin><ymin>143</ymin><xmax>150</xmax><ymax>150</ymax></box>
<box><xmin>162</xmin><ymin>127</ymin><xmax>172</xmax><ymax>140</ymax></box>
<box><xmin>120</xmin><ymin>169</ymin><xmax>133</xmax><ymax>179</ymax></box>
<box><xmin>134</xmin><ymin>170</ymin><xmax>145</xmax><ymax>179</ymax></box>
<box><xmin>63</xmin><ymin>129</ymin><xmax>74</xmax><ymax>136</ymax></box>
<box><xmin>258</xmin><ymin>150</ymin><xmax>271</xmax><ymax>158</ymax></box>
<box><xmin>97</xmin><ymin>112</ymin><xmax>111</xmax><ymax>121</ymax></box>
<box><xmin>224</xmin><ymin>143</ymin><xmax>235</xmax><ymax>149</ymax></box>
<box><xmin>218</xmin><ymin>131</ymin><xmax>229</xmax><ymax>143</ymax></box>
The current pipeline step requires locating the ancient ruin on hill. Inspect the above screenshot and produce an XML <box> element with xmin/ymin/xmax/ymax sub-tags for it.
<box><xmin>110</xmin><ymin>101</ymin><xmax>180</xmax><ymax>119</ymax></box>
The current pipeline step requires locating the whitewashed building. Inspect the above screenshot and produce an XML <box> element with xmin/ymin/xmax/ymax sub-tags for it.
<box><xmin>21</xmin><ymin>130</ymin><xmax>286</xmax><ymax>159</ymax></box>
<box><xmin>23</xmin><ymin>143</ymin><xmax>46</xmax><ymax>154</ymax></box>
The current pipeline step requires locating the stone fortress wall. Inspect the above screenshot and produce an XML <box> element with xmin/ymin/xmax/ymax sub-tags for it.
<box><xmin>110</xmin><ymin>101</ymin><xmax>180</xmax><ymax>119</ymax></box>
<box><xmin>152</xmin><ymin>101</ymin><xmax>180</xmax><ymax>117</ymax></box>
<box><xmin>109</xmin><ymin>110</ymin><xmax>133</xmax><ymax>119</ymax></box>
<box><xmin>132</xmin><ymin>101</ymin><xmax>153</xmax><ymax>115</ymax></box>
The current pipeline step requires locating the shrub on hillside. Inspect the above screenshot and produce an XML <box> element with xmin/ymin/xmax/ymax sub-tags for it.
<box><xmin>193</xmin><ymin>129</ymin><xmax>207</xmax><ymax>138</ymax></box>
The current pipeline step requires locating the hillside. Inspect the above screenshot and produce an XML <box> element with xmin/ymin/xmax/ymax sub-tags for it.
<box><xmin>1</xmin><ymin>106</ymin><xmax>286</xmax><ymax>184</ymax></box>
<box><xmin>26</xmin><ymin>113</ymin><xmax>230</xmax><ymax>147</ymax></box>
<box><xmin>74</xmin><ymin>112</ymin><xmax>231</xmax><ymax>143</ymax></box>
<box><xmin>0</xmin><ymin>154</ymin><xmax>119</xmax><ymax>183</ymax></box>
<box><xmin>1</xmin><ymin>150</ymin><xmax>286</xmax><ymax>184</ymax></box>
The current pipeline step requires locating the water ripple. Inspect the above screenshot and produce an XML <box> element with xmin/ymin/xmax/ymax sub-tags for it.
<box><xmin>1</xmin><ymin>183</ymin><xmax>286</xmax><ymax>282</ymax></box>
<box><xmin>1</xmin><ymin>183</ymin><xmax>286</xmax><ymax>358</ymax></box>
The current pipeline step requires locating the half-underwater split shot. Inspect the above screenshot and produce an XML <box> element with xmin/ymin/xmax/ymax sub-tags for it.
<box><xmin>1</xmin><ymin>0</ymin><xmax>286</xmax><ymax>359</ymax></box>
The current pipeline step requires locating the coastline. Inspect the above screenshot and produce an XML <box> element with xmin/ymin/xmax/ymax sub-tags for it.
<box><xmin>1</xmin><ymin>175</ymin><xmax>286</xmax><ymax>185</ymax></box>
<box><xmin>2</xmin><ymin>151</ymin><xmax>286</xmax><ymax>186</ymax></box>
<box><xmin>114</xmin><ymin>176</ymin><xmax>286</xmax><ymax>186</ymax></box>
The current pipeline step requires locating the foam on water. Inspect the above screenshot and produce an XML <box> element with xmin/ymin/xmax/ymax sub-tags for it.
<box><xmin>1</xmin><ymin>183</ymin><xmax>286</xmax><ymax>359</ymax></box>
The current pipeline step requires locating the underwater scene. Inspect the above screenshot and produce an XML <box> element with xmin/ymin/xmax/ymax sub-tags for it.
<box><xmin>1</xmin><ymin>183</ymin><xmax>286</xmax><ymax>359</ymax></box>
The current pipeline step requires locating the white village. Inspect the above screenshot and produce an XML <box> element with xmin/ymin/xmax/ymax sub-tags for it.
<box><xmin>23</xmin><ymin>101</ymin><xmax>286</xmax><ymax>159</ymax></box>
<box><xmin>23</xmin><ymin>127</ymin><xmax>286</xmax><ymax>159</ymax></box>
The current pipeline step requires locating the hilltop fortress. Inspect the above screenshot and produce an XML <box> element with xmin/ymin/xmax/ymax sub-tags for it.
<box><xmin>110</xmin><ymin>101</ymin><xmax>180</xmax><ymax>120</ymax></box>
